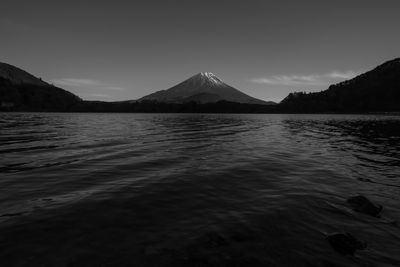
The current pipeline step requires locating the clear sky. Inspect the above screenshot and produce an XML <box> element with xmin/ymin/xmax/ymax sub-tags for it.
<box><xmin>1</xmin><ymin>0</ymin><xmax>399</xmax><ymax>102</ymax></box>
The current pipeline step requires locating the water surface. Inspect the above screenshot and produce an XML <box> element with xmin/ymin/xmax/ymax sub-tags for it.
<box><xmin>0</xmin><ymin>113</ymin><xmax>399</xmax><ymax>266</ymax></box>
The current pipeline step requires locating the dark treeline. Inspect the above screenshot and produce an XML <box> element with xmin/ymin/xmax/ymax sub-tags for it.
<box><xmin>69</xmin><ymin>100</ymin><xmax>281</xmax><ymax>113</ymax></box>
<box><xmin>2</xmin><ymin>92</ymin><xmax>399</xmax><ymax>114</ymax></box>
<box><xmin>0</xmin><ymin>77</ymin><xmax>80</xmax><ymax>112</ymax></box>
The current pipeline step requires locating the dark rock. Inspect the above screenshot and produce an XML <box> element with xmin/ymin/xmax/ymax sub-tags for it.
<box><xmin>202</xmin><ymin>232</ymin><xmax>229</xmax><ymax>249</ymax></box>
<box><xmin>347</xmin><ymin>195</ymin><xmax>382</xmax><ymax>217</ymax></box>
<box><xmin>230</xmin><ymin>232</ymin><xmax>257</xmax><ymax>243</ymax></box>
<box><xmin>327</xmin><ymin>232</ymin><xmax>367</xmax><ymax>255</ymax></box>
<box><xmin>224</xmin><ymin>256</ymin><xmax>265</xmax><ymax>267</ymax></box>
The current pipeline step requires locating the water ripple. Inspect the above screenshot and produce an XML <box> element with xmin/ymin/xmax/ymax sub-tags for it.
<box><xmin>0</xmin><ymin>113</ymin><xmax>399</xmax><ymax>266</ymax></box>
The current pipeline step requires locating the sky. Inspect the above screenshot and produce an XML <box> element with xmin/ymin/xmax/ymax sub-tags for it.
<box><xmin>1</xmin><ymin>0</ymin><xmax>399</xmax><ymax>103</ymax></box>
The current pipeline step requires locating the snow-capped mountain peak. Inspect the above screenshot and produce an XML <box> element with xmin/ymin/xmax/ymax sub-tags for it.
<box><xmin>139</xmin><ymin>71</ymin><xmax>270</xmax><ymax>105</ymax></box>
<box><xmin>199</xmin><ymin>72</ymin><xmax>223</xmax><ymax>85</ymax></box>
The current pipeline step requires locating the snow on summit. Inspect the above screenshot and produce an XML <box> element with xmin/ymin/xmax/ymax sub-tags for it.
<box><xmin>199</xmin><ymin>72</ymin><xmax>224</xmax><ymax>85</ymax></box>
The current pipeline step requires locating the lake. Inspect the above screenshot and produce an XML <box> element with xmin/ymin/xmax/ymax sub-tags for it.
<box><xmin>0</xmin><ymin>113</ymin><xmax>399</xmax><ymax>266</ymax></box>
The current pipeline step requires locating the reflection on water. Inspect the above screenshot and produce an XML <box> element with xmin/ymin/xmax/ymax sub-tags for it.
<box><xmin>0</xmin><ymin>113</ymin><xmax>399</xmax><ymax>266</ymax></box>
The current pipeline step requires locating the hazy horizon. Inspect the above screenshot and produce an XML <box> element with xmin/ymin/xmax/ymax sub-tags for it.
<box><xmin>1</xmin><ymin>0</ymin><xmax>400</xmax><ymax>102</ymax></box>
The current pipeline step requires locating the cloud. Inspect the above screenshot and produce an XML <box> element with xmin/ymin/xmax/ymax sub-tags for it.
<box><xmin>327</xmin><ymin>71</ymin><xmax>360</xmax><ymax>79</ymax></box>
<box><xmin>250</xmin><ymin>71</ymin><xmax>361</xmax><ymax>86</ymax></box>
<box><xmin>83</xmin><ymin>93</ymin><xmax>111</xmax><ymax>99</ymax></box>
<box><xmin>52</xmin><ymin>78</ymin><xmax>126</xmax><ymax>91</ymax></box>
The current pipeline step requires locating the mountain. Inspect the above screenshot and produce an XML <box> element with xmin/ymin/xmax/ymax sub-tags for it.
<box><xmin>2</xmin><ymin>58</ymin><xmax>399</xmax><ymax>113</ymax></box>
<box><xmin>0</xmin><ymin>62</ymin><xmax>81</xmax><ymax>111</ymax></box>
<box><xmin>139</xmin><ymin>72</ymin><xmax>274</xmax><ymax>105</ymax></box>
<box><xmin>280</xmin><ymin>58</ymin><xmax>400</xmax><ymax>112</ymax></box>
<box><xmin>0</xmin><ymin>63</ymin><xmax>50</xmax><ymax>86</ymax></box>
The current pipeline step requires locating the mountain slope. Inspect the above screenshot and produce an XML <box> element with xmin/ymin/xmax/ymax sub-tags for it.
<box><xmin>139</xmin><ymin>72</ymin><xmax>274</xmax><ymax>105</ymax></box>
<box><xmin>280</xmin><ymin>58</ymin><xmax>400</xmax><ymax>112</ymax></box>
<box><xmin>0</xmin><ymin>62</ymin><xmax>81</xmax><ymax>111</ymax></box>
<box><xmin>0</xmin><ymin>62</ymin><xmax>50</xmax><ymax>86</ymax></box>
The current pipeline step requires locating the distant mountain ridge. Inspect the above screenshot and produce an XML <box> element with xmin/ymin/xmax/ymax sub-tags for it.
<box><xmin>139</xmin><ymin>72</ymin><xmax>274</xmax><ymax>105</ymax></box>
<box><xmin>0</xmin><ymin>62</ymin><xmax>81</xmax><ymax>111</ymax></box>
<box><xmin>281</xmin><ymin>58</ymin><xmax>400</xmax><ymax>112</ymax></box>
<box><xmin>0</xmin><ymin>62</ymin><xmax>49</xmax><ymax>86</ymax></box>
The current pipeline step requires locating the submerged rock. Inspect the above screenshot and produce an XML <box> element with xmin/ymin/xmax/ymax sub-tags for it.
<box><xmin>347</xmin><ymin>195</ymin><xmax>382</xmax><ymax>217</ymax></box>
<box><xmin>201</xmin><ymin>232</ymin><xmax>229</xmax><ymax>249</ymax></box>
<box><xmin>327</xmin><ymin>232</ymin><xmax>367</xmax><ymax>255</ymax></box>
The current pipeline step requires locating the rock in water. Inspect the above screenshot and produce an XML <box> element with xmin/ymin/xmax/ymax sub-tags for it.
<box><xmin>201</xmin><ymin>232</ymin><xmax>229</xmax><ymax>249</ymax></box>
<box><xmin>327</xmin><ymin>233</ymin><xmax>367</xmax><ymax>255</ymax></box>
<box><xmin>347</xmin><ymin>195</ymin><xmax>382</xmax><ymax>217</ymax></box>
